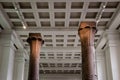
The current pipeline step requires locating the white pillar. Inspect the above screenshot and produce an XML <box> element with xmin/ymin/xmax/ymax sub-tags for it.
<box><xmin>24</xmin><ymin>60</ymin><xmax>29</xmax><ymax>80</ymax></box>
<box><xmin>105</xmin><ymin>30</ymin><xmax>120</xmax><ymax>80</ymax></box>
<box><xmin>96</xmin><ymin>50</ymin><xmax>107</xmax><ymax>80</ymax></box>
<box><xmin>13</xmin><ymin>49</ymin><xmax>25</xmax><ymax>80</ymax></box>
<box><xmin>0</xmin><ymin>30</ymin><xmax>16</xmax><ymax>80</ymax></box>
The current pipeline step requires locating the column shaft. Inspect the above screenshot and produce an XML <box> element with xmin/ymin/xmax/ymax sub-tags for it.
<box><xmin>27</xmin><ymin>33</ymin><xmax>44</xmax><ymax>80</ymax></box>
<box><xmin>78</xmin><ymin>22</ymin><xmax>97</xmax><ymax>80</ymax></box>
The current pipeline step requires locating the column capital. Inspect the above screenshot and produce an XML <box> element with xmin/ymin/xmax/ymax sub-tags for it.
<box><xmin>78</xmin><ymin>21</ymin><xmax>97</xmax><ymax>35</ymax></box>
<box><xmin>27</xmin><ymin>33</ymin><xmax>44</xmax><ymax>45</ymax></box>
<box><xmin>0</xmin><ymin>30</ymin><xmax>14</xmax><ymax>43</ymax></box>
<box><xmin>0</xmin><ymin>30</ymin><xmax>16</xmax><ymax>51</ymax></box>
<box><xmin>0</xmin><ymin>30</ymin><xmax>24</xmax><ymax>49</ymax></box>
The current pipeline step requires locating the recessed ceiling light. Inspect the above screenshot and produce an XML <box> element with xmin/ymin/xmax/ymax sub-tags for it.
<box><xmin>23</xmin><ymin>25</ymin><xmax>26</xmax><ymax>29</ymax></box>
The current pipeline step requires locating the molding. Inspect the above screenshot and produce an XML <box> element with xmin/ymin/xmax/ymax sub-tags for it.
<box><xmin>96</xmin><ymin>29</ymin><xmax>120</xmax><ymax>50</ymax></box>
<box><xmin>0</xmin><ymin>30</ymin><xmax>29</xmax><ymax>59</ymax></box>
<box><xmin>95</xmin><ymin>31</ymin><xmax>107</xmax><ymax>50</ymax></box>
<box><xmin>0</xmin><ymin>29</ymin><xmax>24</xmax><ymax>49</ymax></box>
<box><xmin>105</xmin><ymin>30</ymin><xmax>120</xmax><ymax>35</ymax></box>
<box><xmin>15</xmin><ymin>49</ymin><xmax>25</xmax><ymax>57</ymax></box>
<box><xmin>96</xmin><ymin>51</ymin><xmax>105</xmax><ymax>61</ymax></box>
<box><xmin>105</xmin><ymin>30</ymin><xmax>120</xmax><ymax>47</ymax></box>
<box><xmin>0</xmin><ymin>30</ymin><xmax>16</xmax><ymax>50</ymax></box>
<box><xmin>15</xmin><ymin>48</ymin><xmax>29</xmax><ymax>61</ymax></box>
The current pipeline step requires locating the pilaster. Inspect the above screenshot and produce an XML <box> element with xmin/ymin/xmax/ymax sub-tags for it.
<box><xmin>104</xmin><ymin>30</ymin><xmax>120</xmax><ymax>80</ymax></box>
<box><xmin>24</xmin><ymin>60</ymin><xmax>29</xmax><ymax>80</ymax></box>
<box><xmin>13</xmin><ymin>49</ymin><xmax>25</xmax><ymax>80</ymax></box>
<box><xmin>96</xmin><ymin>50</ymin><xmax>107</xmax><ymax>80</ymax></box>
<box><xmin>0</xmin><ymin>30</ymin><xmax>16</xmax><ymax>80</ymax></box>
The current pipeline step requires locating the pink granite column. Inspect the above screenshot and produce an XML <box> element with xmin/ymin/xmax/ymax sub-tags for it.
<box><xmin>27</xmin><ymin>33</ymin><xmax>44</xmax><ymax>80</ymax></box>
<box><xmin>78</xmin><ymin>22</ymin><xmax>97</xmax><ymax>80</ymax></box>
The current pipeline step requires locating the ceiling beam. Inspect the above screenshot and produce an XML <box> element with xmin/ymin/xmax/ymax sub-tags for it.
<box><xmin>96</xmin><ymin>4</ymin><xmax>120</xmax><ymax>50</ymax></box>
<box><xmin>39</xmin><ymin>59</ymin><xmax>81</xmax><ymax>63</ymax></box>
<box><xmin>15</xmin><ymin>27</ymin><xmax>104</xmax><ymax>34</ymax></box>
<box><xmin>107</xmin><ymin>4</ymin><xmax>120</xmax><ymax>29</ymax></box>
<box><xmin>0</xmin><ymin>0</ymin><xmax>120</xmax><ymax>2</ymax></box>
<box><xmin>41</xmin><ymin>47</ymin><xmax>81</xmax><ymax>52</ymax></box>
<box><xmin>25</xmin><ymin>46</ymin><xmax>82</xmax><ymax>53</ymax></box>
<box><xmin>40</xmin><ymin>74</ymin><xmax>81</xmax><ymax>77</ymax></box>
<box><xmin>0</xmin><ymin>3</ymin><xmax>12</xmax><ymax>29</ymax></box>
<box><xmin>95</xmin><ymin>31</ymin><xmax>107</xmax><ymax>50</ymax></box>
<box><xmin>39</xmin><ymin>67</ymin><xmax>81</xmax><ymax>70</ymax></box>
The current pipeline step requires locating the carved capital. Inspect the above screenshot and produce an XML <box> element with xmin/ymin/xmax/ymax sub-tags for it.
<box><xmin>27</xmin><ymin>33</ymin><xmax>44</xmax><ymax>45</ymax></box>
<box><xmin>78</xmin><ymin>21</ymin><xmax>97</xmax><ymax>35</ymax></box>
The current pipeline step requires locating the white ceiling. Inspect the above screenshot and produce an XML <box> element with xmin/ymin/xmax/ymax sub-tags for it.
<box><xmin>0</xmin><ymin>0</ymin><xmax>120</xmax><ymax>74</ymax></box>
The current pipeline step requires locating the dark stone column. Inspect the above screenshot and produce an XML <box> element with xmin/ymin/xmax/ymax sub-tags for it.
<box><xmin>78</xmin><ymin>22</ymin><xmax>97</xmax><ymax>80</ymax></box>
<box><xmin>27</xmin><ymin>33</ymin><xmax>44</xmax><ymax>80</ymax></box>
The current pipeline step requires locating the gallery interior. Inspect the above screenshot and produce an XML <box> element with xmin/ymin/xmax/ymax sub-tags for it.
<box><xmin>0</xmin><ymin>0</ymin><xmax>120</xmax><ymax>80</ymax></box>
